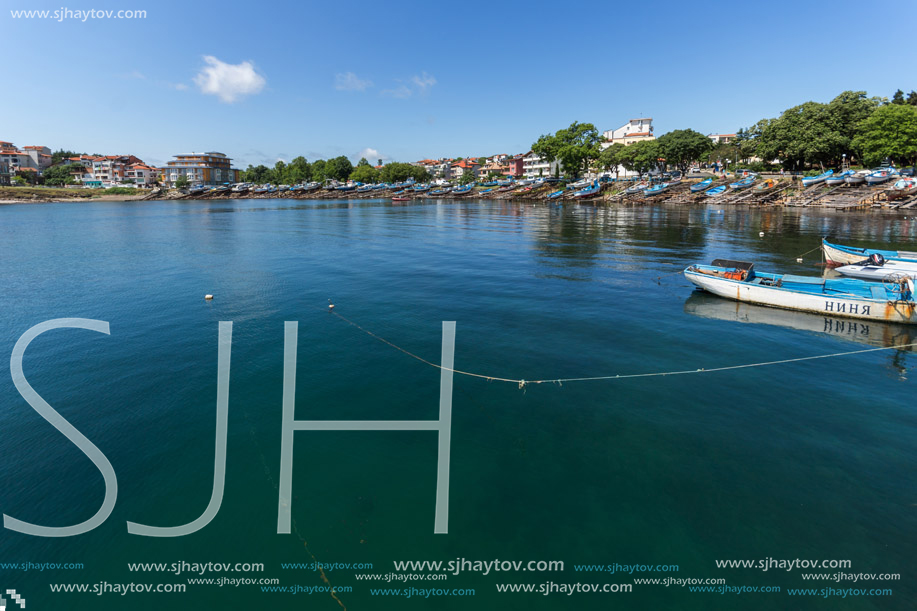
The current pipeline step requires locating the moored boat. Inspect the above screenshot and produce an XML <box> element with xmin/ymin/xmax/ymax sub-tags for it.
<box><xmin>834</xmin><ymin>255</ymin><xmax>917</xmax><ymax>281</ymax></box>
<box><xmin>821</xmin><ymin>238</ymin><xmax>917</xmax><ymax>266</ymax></box>
<box><xmin>690</xmin><ymin>178</ymin><xmax>713</xmax><ymax>193</ymax></box>
<box><xmin>625</xmin><ymin>182</ymin><xmax>648</xmax><ymax>194</ymax></box>
<box><xmin>755</xmin><ymin>178</ymin><xmax>777</xmax><ymax>191</ymax></box>
<box><xmin>845</xmin><ymin>170</ymin><xmax>869</xmax><ymax>185</ymax></box>
<box><xmin>685</xmin><ymin>259</ymin><xmax>917</xmax><ymax>323</ymax></box>
<box><xmin>452</xmin><ymin>184</ymin><xmax>474</xmax><ymax>195</ymax></box>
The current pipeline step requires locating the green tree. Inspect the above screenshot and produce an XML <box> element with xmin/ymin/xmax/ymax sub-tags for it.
<box><xmin>596</xmin><ymin>143</ymin><xmax>626</xmax><ymax>179</ymax></box>
<box><xmin>326</xmin><ymin>156</ymin><xmax>354</xmax><ymax>181</ymax></box>
<box><xmin>350</xmin><ymin>163</ymin><xmax>380</xmax><ymax>183</ymax></box>
<box><xmin>50</xmin><ymin>150</ymin><xmax>83</xmax><ymax>165</ymax></box>
<box><xmin>532</xmin><ymin>121</ymin><xmax>601</xmax><ymax>178</ymax></box>
<box><xmin>853</xmin><ymin>104</ymin><xmax>917</xmax><ymax>168</ymax></box>
<box><xmin>458</xmin><ymin>169</ymin><xmax>475</xmax><ymax>185</ymax></box>
<box><xmin>656</xmin><ymin>129</ymin><xmax>712</xmax><ymax>172</ymax></box>
<box><xmin>174</xmin><ymin>175</ymin><xmax>190</xmax><ymax>189</ymax></box>
<box><xmin>42</xmin><ymin>164</ymin><xmax>77</xmax><ymax>186</ymax></box>
<box><xmin>273</xmin><ymin>160</ymin><xmax>287</xmax><ymax>184</ymax></box>
<box><xmin>287</xmin><ymin>156</ymin><xmax>312</xmax><ymax>184</ymax></box>
<box><xmin>618</xmin><ymin>140</ymin><xmax>660</xmax><ymax>175</ymax></box>
<box><xmin>892</xmin><ymin>89</ymin><xmax>906</xmax><ymax>105</ymax></box>
<box><xmin>756</xmin><ymin>101</ymin><xmax>847</xmax><ymax>169</ymax></box>
<box><xmin>242</xmin><ymin>164</ymin><xmax>272</xmax><ymax>183</ymax></box>
<box><xmin>311</xmin><ymin>159</ymin><xmax>327</xmax><ymax>182</ymax></box>
<box><xmin>908</xmin><ymin>91</ymin><xmax>917</xmax><ymax>106</ymax></box>
<box><xmin>379</xmin><ymin>162</ymin><xmax>429</xmax><ymax>183</ymax></box>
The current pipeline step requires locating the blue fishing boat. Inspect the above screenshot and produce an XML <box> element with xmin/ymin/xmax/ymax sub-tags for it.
<box><xmin>481</xmin><ymin>181</ymin><xmax>498</xmax><ymax>187</ymax></box>
<box><xmin>429</xmin><ymin>187</ymin><xmax>452</xmax><ymax>195</ymax></box>
<box><xmin>478</xmin><ymin>187</ymin><xmax>495</xmax><ymax>195</ymax></box>
<box><xmin>865</xmin><ymin>168</ymin><xmax>898</xmax><ymax>185</ymax></box>
<box><xmin>802</xmin><ymin>169</ymin><xmax>833</xmax><ymax>187</ymax></box>
<box><xmin>644</xmin><ymin>182</ymin><xmax>673</xmax><ymax>196</ymax></box>
<box><xmin>729</xmin><ymin>176</ymin><xmax>757</xmax><ymax>190</ymax></box>
<box><xmin>705</xmin><ymin>185</ymin><xmax>727</xmax><ymax>197</ymax></box>
<box><xmin>452</xmin><ymin>184</ymin><xmax>474</xmax><ymax>195</ymax></box>
<box><xmin>690</xmin><ymin>178</ymin><xmax>713</xmax><ymax>193</ymax></box>
<box><xmin>547</xmin><ymin>190</ymin><xmax>565</xmax><ymax>199</ymax></box>
<box><xmin>685</xmin><ymin>259</ymin><xmax>917</xmax><ymax>324</ymax></box>
<box><xmin>413</xmin><ymin>184</ymin><xmax>431</xmax><ymax>192</ymax></box>
<box><xmin>572</xmin><ymin>180</ymin><xmax>600</xmax><ymax>199</ymax></box>
<box><xmin>825</xmin><ymin>170</ymin><xmax>855</xmax><ymax>186</ymax></box>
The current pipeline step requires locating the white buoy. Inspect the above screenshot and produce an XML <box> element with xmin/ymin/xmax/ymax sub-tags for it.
<box><xmin>205</xmin><ymin>294</ymin><xmax>214</xmax><ymax>300</ymax></box>
<box><xmin>759</xmin><ymin>231</ymin><xmax>765</xmax><ymax>237</ymax></box>
<box><xmin>796</xmin><ymin>258</ymin><xmax>803</xmax><ymax>263</ymax></box>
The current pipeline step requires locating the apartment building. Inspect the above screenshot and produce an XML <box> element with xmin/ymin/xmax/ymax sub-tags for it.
<box><xmin>162</xmin><ymin>152</ymin><xmax>240</xmax><ymax>186</ymax></box>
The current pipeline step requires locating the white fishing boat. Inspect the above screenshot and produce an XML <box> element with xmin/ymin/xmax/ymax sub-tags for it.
<box><xmin>845</xmin><ymin>170</ymin><xmax>869</xmax><ymax>185</ymax></box>
<box><xmin>685</xmin><ymin>259</ymin><xmax>917</xmax><ymax>324</ymax></box>
<box><xmin>821</xmin><ymin>238</ymin><xmax>917</xmax><ymax>266</ymax></box>
<box><xmin>835</xmin><ymin>254</ymin><xmax>917</xmax><ymax>281</ymax></box>
<box><xmin>865</xmin><ymin>168</ymin><xmax>897</xmax><ymax>185</ymax></box>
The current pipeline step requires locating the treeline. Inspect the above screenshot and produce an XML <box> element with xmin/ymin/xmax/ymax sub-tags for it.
<box><xmin>240</xmin><ymin>156</ymin><xmax>430</xmax><ymax>185</ymax></box>
<box><xmin>532</xmin><ymin>89</ymin><xmax>917</xmax><ymax>177</ymax></box>
<box><xmin>731</xmin><ymin>89</ymin><xmax>917</xmax><ymax>170</ymax></box>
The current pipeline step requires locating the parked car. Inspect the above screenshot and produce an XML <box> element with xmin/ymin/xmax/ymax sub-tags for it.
<box><xmin>899</xmin><ymin>167</ymin><xmax>915</xmax><ymax>177</ymax></box>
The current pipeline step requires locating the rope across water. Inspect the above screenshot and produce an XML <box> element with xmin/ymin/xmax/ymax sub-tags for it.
<box><xmin>329</xmin><ymin>309</ymin><xmax>917</xmax><ymax>389</ymax></box>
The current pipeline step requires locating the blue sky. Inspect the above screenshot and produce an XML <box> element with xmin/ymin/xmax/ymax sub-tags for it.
<box><xmin>2</xmin><ymin>0</ymin><xmax>914</xmax><ymax>169</ymax></box>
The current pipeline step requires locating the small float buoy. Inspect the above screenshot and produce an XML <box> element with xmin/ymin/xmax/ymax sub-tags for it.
<box><xmin>796</xmin><ymin>258</ymin><xmax>803</xmax><ymax>263</ymax></box>
<box><xmin>759</xmin><ymin>231</ymin><xmax>765</xmax><ymax>237</ymax></box>
<box><xmin>328</xmin><ymin>298</ymin><xmax>335</xmax><ymax>311</ymax></box>
<box><xmin>204</xmin><ymin>294</ymin><xmax>213</xmax><ymax>300</ymax></box>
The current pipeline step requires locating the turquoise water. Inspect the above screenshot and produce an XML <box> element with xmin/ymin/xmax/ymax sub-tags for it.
<box><xmin>0</xmin><ymin>198</ymin><xmax>914</xmax><ymax>610</ymax></box>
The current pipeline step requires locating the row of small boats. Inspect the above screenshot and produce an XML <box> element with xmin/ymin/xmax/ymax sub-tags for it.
<box><xmin>802</xmin><ymin>167</ymin><xmax>904</xmax><ymax>188</ymax></box>
<box><xmin>685</xmin><ymin>239</ymin><xmax>917</xmax><ymax>324</ymax></box>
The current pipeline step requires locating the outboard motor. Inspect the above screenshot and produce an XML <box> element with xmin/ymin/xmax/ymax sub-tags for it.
<box><xmin>868</xmin><ymin>253</ymin><xmax>885</xmax><ymax>266</ymax></box>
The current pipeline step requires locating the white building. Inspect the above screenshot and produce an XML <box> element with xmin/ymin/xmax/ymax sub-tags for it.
<box><xmin>522</xmin><ymin>152</ymin><xmax>561</xmax><ymax>178</ymax></box>
<box><xmin>601</xmin><ymin>118</ymin><xmax>654</xmax><ymax>146</ymax></box>
<box><xmin>708</xmin><ymin>133</ymin><xmax>736</xmax><ymax>144</ymax></box>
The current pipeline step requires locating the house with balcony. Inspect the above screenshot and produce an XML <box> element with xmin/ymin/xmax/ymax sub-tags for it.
<box><xmin>0</xmin><ymin>141</ymin><xmax>48</xmax><ymax>176</ymax></box>
<box><xmin>450</xmin><ymin>159</ymin><xmax>481</xmax><ymax>181</ymax></box>
<box><xmin>125</xmin><ymin>163</ymin><xmax>161</xmax><ymax>186</ymax></box>
<box><xmin>162</xmin><ymin>152</ymin><xmax>240</xmax><ymax>187</ymax></box>
<box><xmin>522</xmin><ymin>152</ymin><xmax>560</xmax><ymax>178</ymax></box>
<box><xmin>0</xmin><ymin>161</ymin><xmax>10</xmax><ymax>186</ymax></box>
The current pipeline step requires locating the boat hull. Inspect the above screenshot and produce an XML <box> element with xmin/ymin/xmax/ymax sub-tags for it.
<box><xmin>685</xmin><ymin>268</ymin><xmax>917</xmax><ymax>323</ymax></box>
<box><xmin>835</xmin><ymin>259</ymin><xmax>917</xmax><ymax>280</ymax></box>
<box><xmin>821</xmin><ymin>239</ymin><xmax>917</xmax><ymax>266</ymax></box>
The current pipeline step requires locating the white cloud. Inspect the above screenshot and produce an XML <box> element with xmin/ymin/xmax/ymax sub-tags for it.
<box><xmin>411</xmin><ymin>72</ymin><xmax>436</xmax><ymax>93</ymax></box>
<box><xmin>169</xmin><ymin>83</ymin><xmax>189</xmax><ymax>91</ymax></box>
<box><xmin>381</xmin><ymin>72</ymin><xmax>437</xmax><ymax>99</ymax></box>
<box><xmin>381</xmin><ymin>84</ymin><xmax>413</xmax><ymax>99</ymax></box>
<box><xmin>356</xmin><ymin>148</ymin><xmax>386</xmax><ymax>162</ymax></box>
<box><xmin>193</xmin><ymin>55</ymin><xmax>266</xmax><ymax>103</ymax></box>
<box><xmin>335</xmin><ymin>72</ymin><xmax>372</xmax><ymax>92</ymax></box>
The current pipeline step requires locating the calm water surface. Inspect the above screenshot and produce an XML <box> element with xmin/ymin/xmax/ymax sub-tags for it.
<box><xmin>0</xmin><ymin>198</ymin><xmax>914</xmax><ymax>610</ymax></box>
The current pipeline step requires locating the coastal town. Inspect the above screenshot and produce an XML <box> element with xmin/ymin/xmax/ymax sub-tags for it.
<box><xmin>2</xmin><ymin>89</ymin><xmax>916</xmax><ymax>209</ymax></box>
